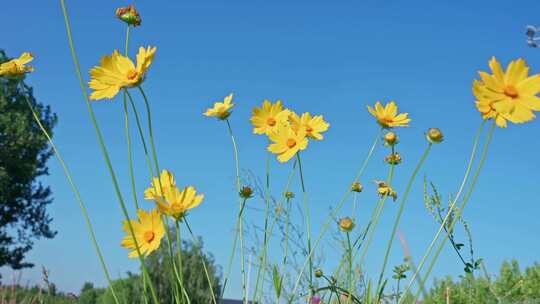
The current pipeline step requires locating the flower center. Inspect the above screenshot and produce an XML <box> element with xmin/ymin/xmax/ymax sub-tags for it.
<box><xmin>126</xmin><ymin>69</ymin><xmax>139</xmax><ymax>81</ymax></box>
<box><xmin>306</xmin><ymin>125</ymin><xmax>313</xmax><ymax>133</ymax></box>
<box><xmin>143</xmin><ymin>231</ymin><xmax>155</xmax><ymax>243</ymax></box>
<box><xmin>504</xmin><ymin>85</ymin><xmax>519</xmax><ymax>99</ymax></box>
<box><xmin>286</xmin><ymin>138</ymin><xmax>296</xmax><ymax>148</ymax></box>
<box><xmin>267</xmin><ymin>117</ymin><xmax>277</xmax><ymax>126</ymax></box>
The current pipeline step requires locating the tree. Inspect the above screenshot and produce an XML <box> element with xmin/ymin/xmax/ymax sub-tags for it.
<box><xmin>98</xmin><ymin>236</ymin><xmax>222</xmax><ymax>304</ymax></box>
<box><xmin>0</xmin><ymin>50</ymin><xmax>57</xmax><ymax>269</ymax></box>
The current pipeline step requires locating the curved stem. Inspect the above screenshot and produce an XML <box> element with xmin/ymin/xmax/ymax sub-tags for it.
<box><xmin>21</xmin><ymin>86</ymin><xmax>121</xmax><ymax>304</ymax></box>
<box><xmin>288</xmin><ymin>130</ymin><xmax>382</xmax><ymax>302</ymax></box>
<box><xmin>376</xmin><ymin>143</ymin><xmax>432</xmax><ymax>295</ymax></box>
<box><xmin>59</xmin><ymin>1</ymin><xmax>158</xmax><ymax>302</ymax></box>
<box><xmin>399</xmin><ymin>120</ymin><xmax>486</xmax><ymax>303</ymax></box>
<box><xmin>412</xmin><ymin>121</ymin><xmax>495</xmax><ymax>302</ymax></box>
<box><xmin>220</xmin><ymin>118</ymin><xmax>246</xmax><ymax>301</ymax></box>
<box><xmin>183</xmin><ymin>219</ymin><xmax>218</xmax><ymax>304</ymax></box>
<box><xmin>297</xmin><ymin>152</ymin><xmax>314</xmax><ymax>291</ymax></box>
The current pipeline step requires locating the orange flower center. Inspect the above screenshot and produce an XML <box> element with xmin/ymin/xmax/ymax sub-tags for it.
<box><xmin>306</xmin><ymin>125</ymin><xmax>313</xmax><ymax>133</ymax></box>
<box><xmin>286</xmin><ymin>138</ymin><xmax>297</xmax><ymax>148</ymax></box>
<box><xmin>127</xmin><ymin>69</ymin><xmax>139</xmax><ymax>81</ymax></box>
<box><xmin>504</xmin><ymin>85</ymin><xmax>519</xmax><ymax>99</ymax></box>
<box><xmin>267</xmin><ymin>117</ymin><xmax>277</xmax><ymax>126</ymax></box>
<box><xmin>143</xmin><ymin>231</ymin><xmax>155</xmax><ymax>243</ymax></box>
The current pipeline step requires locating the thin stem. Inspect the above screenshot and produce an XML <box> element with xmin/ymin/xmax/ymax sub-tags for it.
<box><xmin>175</xmin><ymin>220</ymin><xmax>191</xmax><ymax>304</ymax></box>
<box><xmin>21</xmin><ymin>86</ymin><xmax>120</xmax><ymax>304</ymax></box>
<box><xmin>399</xmin><ymin>120</ymin><xmax>486</xmax><ymax>303</ymax></box>
<box><xmin>183</xmin><ymin>219</ymin><xmax>218</xmax><ymax>304</ymax></box>
<box><xmin>288</xmin><ymin>130</ymin><xmax>382</xmax><ymax>303</ymax></box>
<box><xmin>125</xmin><ymin>91</ymin><xmax>154</xmax><ymax>178</ymax></box>
<box><xmin>123</xmin><ymin>93</ymin><xmax>139</xmax><ymax>210</ymax></box>
<box><xmin>376</xmin><ymin>143</ymin><xmax>432</xmax><ymax>295</ymax></box>
<box><xmin>220</xmin><ymin>118</ymin><xmax>245</xmax><ymax>300</ymax></box>
<box><xmin>412</xmin><ymin>121</ymin><xmax>495</xmax><ymax>302</ymax></box>
<box><xmin>297</xmin><ymin>152</ymin><xmax>314</xmax><ymax>291</ymax></box>
<box><xmin>137</xmin><ymin>86</ymin><xmax>161</xmax><ymax>176</ymax></box>
<box><xmin>346</xmin><ymin>232</ymin><xmax>353</xmax><ymax>304</ymax></box>
<box><xmin>252</xmin><ymin>152</ymin><xmax>272</xmax><ymax>302</ymax></box>
<box><xmin>59</xmin><ymin>1</ymin><xmax>158</xmax><ymax>302</ymax></box>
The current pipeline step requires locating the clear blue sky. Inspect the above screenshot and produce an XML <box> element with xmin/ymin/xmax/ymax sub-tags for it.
<box><xmin>1</xmin><ymin>0</ymin><xmax>540</xmax><ymax>299</ymax></box>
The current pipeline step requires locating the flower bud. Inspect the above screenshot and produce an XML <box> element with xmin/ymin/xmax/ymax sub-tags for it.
<box><xmin>384</xmin><ymin>131</ymin><xmax>398</xmax><ymax>146</ymax></box>
<box><xmin>426</xmin><ymin>128</ymin><xmax>444</xmax><ymax>143</ymax></box>
<box><xmin>351</xmin><ymin>182</ymin><xmax>363</xmax><ymax>193</ymax></box>
<box><xmin>339</xmin><ymin>217</ymin><xmax>355</xmax><ymax>232</ymax></box>
<box><xmin>239</xmin><ymin>186</ymin><xmax>253</xmax><ymax>199</ymax></box>
<box><xmin>385</xmin><ymin>152</ymin><xmax>402</xmax><ymax>165</ymax></box>
<box><xmin>314</xmin><ymin>269</ymin><xmax>323</xmax><ymax>278</ymax></box>
<box><xmin>116</xmin><ymin>5</ymin><xmax>142</xmax><ymax>27</ymax></box>
<box><xmin>284</xmin><ymin>191</ymin><xmax>295</xmax><ymax>199</ymax></box>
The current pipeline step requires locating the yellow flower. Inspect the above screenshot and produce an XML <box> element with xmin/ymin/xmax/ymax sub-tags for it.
<box><xmin>0</xmin><ymin>52</ymin><xmax>34</xmax><ymax>77</ymax></box>
<box><xmin>473</xmin><ymin>57</ymin><xmax>540</xmax><ymax>128</ymax></box>
<box><xmin>154</xmin><ymin>186</ymin><xmax>204</xmax><ymax>220</ymax></box>
<box><xmin>204</xmin><ymin>93</ymin><xmax>234</xmax><ymax>120</ymax></box>
<box><xmin>376</xmin><ymin>181</ymin><xmax>397</xmax><ymax>201</ymax></box>
<box><xmin>121</xmin><ymin>209</ymin><xmax>165</xmax><ymax>258</ymax></box>
<box><xmin>367</xmin><ymin>101</ymin><xmax>411</xmax><ymax>128</ymax></box>
<box><xmin>289</xmin><ymin>112</ymin><xmax>330</xmax><ymax>140</ymax></box>
<box><xmin>88</xmin><ymin>46</ymin><xmax>156</xmax><ymax>100</ymax></box>
<box><xmin>144</xmin><ymin>169</ymin><xmax>176</xmax><ymax>200</ymax></box>
<box><xmin>250</xmin><ymin>100</ymin><xmax>291</xmax><ymax>135</ymax></box>
<box><xmin>268</xmin><ymin>124</ymin><xmax>308</xmax><ymax>163</ymax></box>
<box><xmin>338</xmin><ymin>217</ymin><xmax>355</xmax><ymax>232</ymax></box>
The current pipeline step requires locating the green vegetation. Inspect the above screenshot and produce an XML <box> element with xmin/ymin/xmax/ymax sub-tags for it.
<box><xmin>0</xmin><ymin>50</ymin><xmax>57</xmax><ymax>270</ymax></box>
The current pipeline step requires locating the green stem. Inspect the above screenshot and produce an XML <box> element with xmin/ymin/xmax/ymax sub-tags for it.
<box><xmin>358</xmin><ymin>144</ymin><xmax>397</xmax><ymax>265</ymax></box>
<box><xmin>21</xmin><ymin>86</ymin><xmax>120</xmax><ymax>304</ymax></box>
<box><xmin>346</xmin><ymin>232</ymin><xmax>353</xmax><ymax>304</ymax></box>
<box><xmin>125</xmin><ymin>91</ymin><xmax>154</xmax><ymax>178</ymax></box>
<box><xmin>219</xmin><ymin>118</ymin><xmax>244</xmax><ymax>300</ymax></box>
<box><xmin>412</xmin><ymin>121</ymin><xmax>495</xmax><ymax>302</ymax></box>
<box><xmin>399</xmin><ymin>120</ymin><xmax>486</xmax><ymax>303</ymax></box>
<box><xmin>123</xmin><ymin>93</ymin><xmax>139</xmax><ymax>210</ymax></box>
<box><xmin>288</xmin><ymin>130</ymin><xmax>381</xmax><ymax>303</ymax></box>
<box><xmin>59</xmin><ymin>1</ymin><xmax>158</xmax><ymax>302</ymax></box>
<box><xmin>184</xmin><ymin>219</ymin><xmax>218</xmax><ymax>304</ymax></box>
<box><xmin>297</xmin><ymin>152</ymin><xmax>314</xmax><ymax>291</ymax></box>
<box><xmin>376</xmin><ymin>143</ymin><xmax>432</xmax><ymax>295</ymax></box>
<box><xmin>175</xmin><ymin>220</ymin><xmax>191</xmax><ymax>304</ymax></box>
<box><xmin>137</xmin><ymin>86</ymin><xmax>161</xmax><ymax>176</ymax></box>
<box><xmin>252</xmin><ymin>152</ymin><xmax>272</xmax><ymax>302</ymax></box>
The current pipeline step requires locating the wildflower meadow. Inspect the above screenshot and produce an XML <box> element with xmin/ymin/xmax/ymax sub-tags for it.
<box><xmin>1</xmin><ymin>1</ymin><xmax>539</xmax><ymax>304</ymax></box>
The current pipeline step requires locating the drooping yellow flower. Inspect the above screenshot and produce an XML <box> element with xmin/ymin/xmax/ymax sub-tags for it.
<box><xmin>88</xmin><ymin>46</ymin><xmax>156</xmax><ymax>100</ymax></box>
<box><xmin>250</xmin><ymin>100</ymin><xmax>291</xmax><ymax>135</ymax></box>
<box><xmin>289</xmin><ymin>112</ymin><xmax>330</xmax><ymax>140</ymax></box>
<box><xmin>376</xmin><ymin>181</ymin><xmax>397</xmax><ymax>201</ymax></box>
<box><xmin>144</xmin><ymin>169</ymin><xmax>176</xmax><ymax>200</ymax></box>
<box><xmin>121</xmin><ymin>209</ymin><xmax>165</xmax><ymax>258</ymax></box>
<box><xmin>473</xmin><ymin>57</ymin><xmax>540</xmax><ymax>128</ymax></box>
<box><xmin>154</xmin><ymin>186</ymin><xmax>204</xmax><ymax>220</ymax></box>
<box><xmin>204</xmin><ymin>93</ymin><xmax>234</xmax><ymax>120</ymax></box>
<box><xmin>367</xmin><ymin>101</ymin><xmax>411</xmax><ymax>128</ymax></box>
<box><xmin>268</xmin><ymin>124</ymin><xmax>308</xmax><ymax>163</ymax></box>
<box><xmin>0</xmin><ymin>52</ymin><xmax>34</xmax><ymax>77</ymax></box>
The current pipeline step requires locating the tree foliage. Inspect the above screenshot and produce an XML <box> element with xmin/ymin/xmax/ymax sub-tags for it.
<box><xmin>0</xmin><ymin>50</ymin><xmax>57</xmax><ymax>269</ymax></box>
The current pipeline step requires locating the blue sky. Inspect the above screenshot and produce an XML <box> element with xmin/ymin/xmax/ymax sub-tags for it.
<box><xmin>1</xmin><ymin>0</ymin><xmax>540</xmax><ymax>299</ymax></box>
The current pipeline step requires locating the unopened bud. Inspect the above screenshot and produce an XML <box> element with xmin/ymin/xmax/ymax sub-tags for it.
<box><xmin>339</xmin><ymin>217</ymin><xmax>355</xmax><ymax>232</ymax></box>
<box><xmin>314</xmin><ymin>269</ymin><xmax>323</xmax><ymax>278</ymax></box>
<box><xmin>385</xmin><ymin>152</ymin><xmax>402</xmax><ymax>165</ymax></box>
<box><xmin>426</xmin><ymin>128</ymin><xmax>444</xmax><ymax>143</ymax></box>
<box><xmin>384</xmin><ymin>131</ymin><xmax>398</xmax><ymax>146</ymax></box>
<box><xmin>351</xmin><ymin>182</ymin><xmax>363</xmax><ymax>193</ymax></box>
<box><xmin>116</xmin><ymin>5</ymin><xmax>142</xmax><ymax>27</ymax></box>
<box><xmin>239</xmin><ymin>186</ymin><xmax>253</xmax><ymax>199</ymax></box>
<box><xmin>284</xmin><ymin>191</ymin><xmax>295</xmax><ymax>199</ymax></box>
